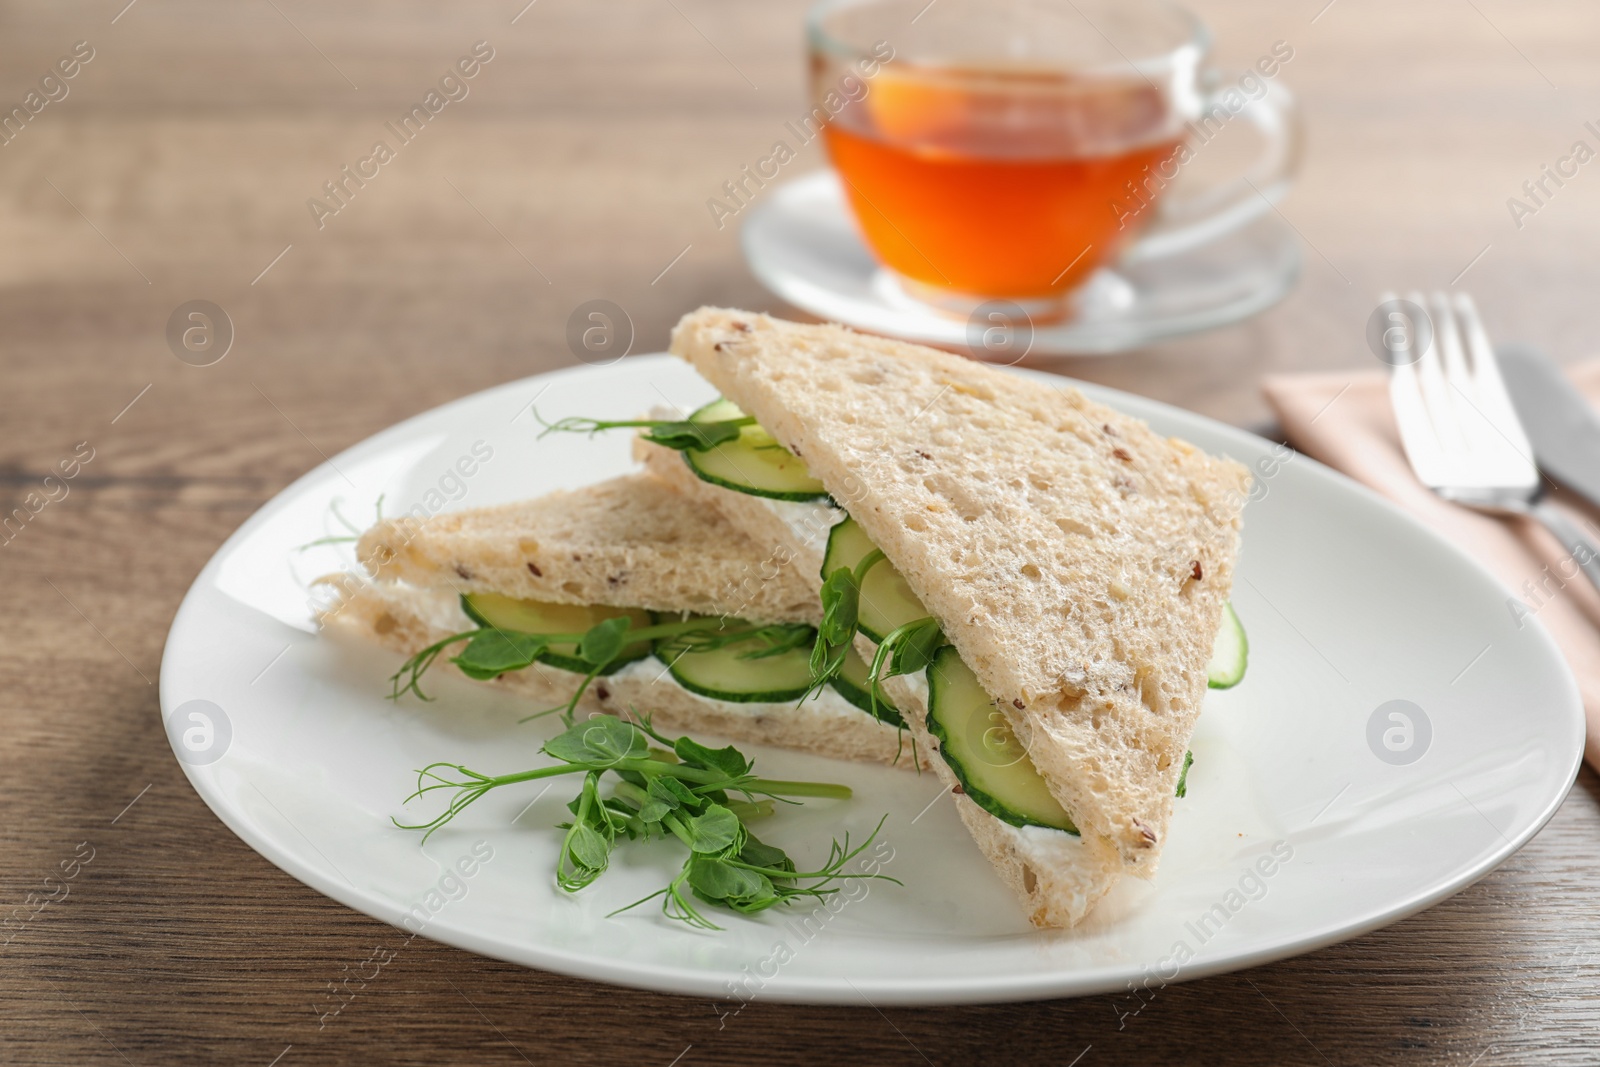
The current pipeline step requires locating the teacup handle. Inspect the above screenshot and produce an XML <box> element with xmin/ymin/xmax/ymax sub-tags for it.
<box><xmin>1121</xmin><ymin>72</ymin><xmax>1302</xmax><ymax>265</ymax></box>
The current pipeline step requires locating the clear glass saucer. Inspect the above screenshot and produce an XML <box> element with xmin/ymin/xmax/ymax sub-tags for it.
<box><xmin>740</xmin><ymin>171</ymin><xmax>1301</xmax><ymax>357</ymax></box>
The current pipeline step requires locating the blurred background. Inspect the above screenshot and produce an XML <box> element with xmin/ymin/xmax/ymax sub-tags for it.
<box><xmin>1</xmin><ymin>0</ymin><xmax>1595</xmax><ymax>442</ymax></box>
<box><xmin>5</xmin><ymin>2</ymin><xmax>1600</xmax><ymax>1063</ymax></box>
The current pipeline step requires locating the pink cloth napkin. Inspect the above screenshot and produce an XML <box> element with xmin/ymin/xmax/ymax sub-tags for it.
<box><xmin>1263</xmin><ymin>364</ymin><xmax>1600</xmax><ymax>771</ymax></box>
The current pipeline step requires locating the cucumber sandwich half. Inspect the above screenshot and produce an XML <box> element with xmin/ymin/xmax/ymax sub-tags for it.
<box><xmin>319</xmin><ymin>471</ymin><xmax>927</xmax><ymax>767</ymax></box>
<box><xmin>643</xmin><ymin>309</ymin><xmax>1250</xmax><ymax>924</ymax></box>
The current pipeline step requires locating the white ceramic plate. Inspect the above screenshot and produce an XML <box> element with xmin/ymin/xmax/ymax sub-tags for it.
<box><xmin>741</xmin><ymin>172</ymin><xmax>1301</xmax><ymax>356</ymax></box>
<box><xmin>159</xmin><ymin>355</ymin><xmax>1583</xmax><ymax>1005</ymax></box>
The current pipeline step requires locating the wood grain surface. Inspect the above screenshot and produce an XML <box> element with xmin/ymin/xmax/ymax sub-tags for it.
<box><xmin>3</xmin><ymin>0</ymin><xmax>1599</xmax><ymax>1063</ymax></box>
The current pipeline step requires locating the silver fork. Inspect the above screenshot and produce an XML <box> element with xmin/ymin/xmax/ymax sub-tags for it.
<box><xmin>1386</xmin><ymin>290</ymin><xmax>1600</xmax><ymax>595</ymax></box>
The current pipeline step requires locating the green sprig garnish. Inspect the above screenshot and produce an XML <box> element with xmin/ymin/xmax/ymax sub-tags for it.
<box><xmin>864</xmin><ymin>616</ymin><xmax>945</xmax><ymax>723</ymax></box>
<box><xmin>389</xmin><ymin>607</ymin><xmax>818</xmax><ymax>725</ymax></box>
<box><xmin>807</xmin><ymin>549</ymin><xmax>883</xmax><ymax>692</ymax></box>
<box><xmin>1175</xmin><ymin>750</ymin><xmax>1195</xmax><ymax>798</ymax></box>
<box><xmin>294</xmin><ymin>494</ymin><xmax>385</xmax><ymax>552</ymax></box>
<box><xmin>396</xmin><ymin>715</ymin><xmax>898</xmax><ymax>930</ymax></box>
<box><xmin>804</xmin><ymin>546</ymin><xmax>942</xmax><ymax>732</ymax></box>
<box><xmin>536</xmin><ymin>411</ymin><xmax>754</xmax><ymax>452</ymax></box>
<box><xmin>656</xmin><ymin>621</ymin><xmax>815</xmax><ymax>661</ymax></box>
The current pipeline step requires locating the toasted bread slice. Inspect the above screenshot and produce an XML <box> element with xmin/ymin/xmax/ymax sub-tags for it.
<box><xmin>319</xmin><ymin>578</ymin><xmax>922</xmax><ymax>768</ymax></box>
<box><xmin>355</xmin><ymin>471</ymin><xmax>819</xmax><ymax>624</ymax></box>
<box><xmin>670</xmin><ymin>308</ymin><xmax>1249</xmax><ymax>874</ymax></box>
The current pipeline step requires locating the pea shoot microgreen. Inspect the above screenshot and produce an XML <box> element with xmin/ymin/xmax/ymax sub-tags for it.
<box><xmin>294</xmin><ymin>494</ymin><xmax>385</xmax><ymax>552</ymax></box>
<box><xmin>396</xmin><ymin>715</ymin><xmax>899</xmax><ymax>930</ymax></box>
<box><xmin>535</xmin><ymin>410</ymin><xmax>754</xmax><ymax>452</ymax></box>
<box><xmin>656</xmin><ymin>621</ymin><xmax>815</xmax><ymax>662</ymax></box>
<box><xmin>863</xmin><ymin>615</ymin><xmax>945</xmax><ymax>718</ymax></box>
<box><xmin>807</xmin><ymin>548</ymin><xmax>881</xmax><ymax>691</ymax></box>
<box><xmin>388</xmin><ymin>601</ymin><xmax>817</xmax><ymax>727</ymax></box>
<box><xmin>804</xmin><ymin>546</ymin><xmax>944</xmax><ymax>732</ymax></box>
<box><xmin>1175</xmin><ymin>750</ymin><xmax>1195</xmax><ymax>798</ymax></box>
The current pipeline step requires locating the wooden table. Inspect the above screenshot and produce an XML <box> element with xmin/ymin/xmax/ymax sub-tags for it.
<box><xmin>4</xmin><ymin>0</ymin><xmax>1598</xmax><ymax>1063</ymax></box>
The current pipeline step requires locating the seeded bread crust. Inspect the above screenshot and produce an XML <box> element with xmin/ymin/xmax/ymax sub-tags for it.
<box><xmin>643</xmin><ymin>429</ymin><xmax>1119</xmax><ymax>920</ymax></box>
<box><xmin>319</xmin><ymin>579</ymin><xmax>923</xmax><ymax>769</ymax></box>
<box><xmin>873</xmin><ymin>667</ymin><xmax>1122</xmax><ymax>928</ymax></box>
<box><xmin>354</xmin><ymin>472</ymin><xmax>820</xmax><ymax>625</ymax></box>
<box><xmin>671</xmin><ymin>308</ymin><xmax>1249</xmax><ymax>874</ymax></box>
<box><xmin>622</xmin><ymin>451</ymin><xmax>1123</xmax><ymax>922</ymax></box>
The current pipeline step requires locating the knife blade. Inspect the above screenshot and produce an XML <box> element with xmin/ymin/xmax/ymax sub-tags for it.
<box><xmin>1498</xmin><ymin>342</ymin><xmax>1600</xmax><ymax>512</ymax></box>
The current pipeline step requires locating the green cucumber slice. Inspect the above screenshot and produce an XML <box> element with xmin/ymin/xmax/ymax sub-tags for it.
<box><xmin>828</xmin><ymin>646</ymin><xmax>906</xmax><ymax>727</ymax></box>
<box><xmin>1206</xmin><ymin>602</ymin><xmax>1248</xmax><ymax>689</ymax></box>
<box><xmin>681</xmin><ymin>399</ymin><xmax>829</xmax><ymax>501</ymax></box>
<box><xmin>925</xmin><ymin>646</ymin><xmax>1077</xmax><ymax>834</ymax></box>
<box><xmin>656</xmin><ymin>618</ymin><xmax>817</xmax><ymax>703</ymax></box>
<box><xmin>460</xmin><ymin>593</ymin><xmax>653</xmax><ymax>675</ymax></box>
<box><xmin>821</xmin><ymin>516</ymin><xmax>928</xmax><ymax>643</ymax></box>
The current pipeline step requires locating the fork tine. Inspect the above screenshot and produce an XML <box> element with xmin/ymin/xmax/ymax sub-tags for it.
<box><xmin>1412</xmin><ymin>290</ymin><xmax>1467</xmax><ymax>470</ymax></box>
<box><xmin>1387</xmin><ymin>293</ymin><xmax>1600</xmax><ymax>583</ymax></box>
<box><xmin>1451</xmin><ymin>292</ymin><xmax>1536</xmax><ymax>473</ymax></box>
<box><xmin>1384</xmin><ymin>291</ymin><xmax>1451</xmax><ymax>487</ymax></box>
<box><xmin>1427</xmin><ymin>287</ymin><xmax>1472</xmax><ymax>454</ymax></box>
<box><xmin>1431</xmin><ymin>290</ymin><xmax>1473</xmax><ymax>395</ymax></box>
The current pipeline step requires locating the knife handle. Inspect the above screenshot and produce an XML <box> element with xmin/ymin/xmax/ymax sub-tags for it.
<box><xmin>1531</xmin><ymin>500</ymin><xmax>1600</xmax><ymax>596</ymax></box>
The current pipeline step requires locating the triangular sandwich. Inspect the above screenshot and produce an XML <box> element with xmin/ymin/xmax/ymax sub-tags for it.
<box><xmin>319</xmin><ymin>471</ymin><xmax>916</xmax><ymax>766</ymax></box>
<box><xmin>654</xmin><ymin>308</ymin><xmax>1250</xmax><ymax>879</ymax></box>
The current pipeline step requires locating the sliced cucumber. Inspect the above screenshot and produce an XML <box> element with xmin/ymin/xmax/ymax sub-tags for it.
<box><xmin>656</xmin><ymin>619</ymin><xmax>817</xmax><ymax>703</ymax></box>
<box><xmin>828</xmin><ymin>646</ymin><xmax>905</xmax><ymax>727</ymax></box>
<box><xmin>1206</xmin><ymin>602</ymin><xmax>1248</xmax><ymax>689</ymax></box>
<box><xmin>821</xmin><ymin>516</ymin><xmax>928</xmax><ymax>642</ymax></box>
<box><xmin>925</xmin><ymin>646</ymin><xmax>1077</xmax><ymax>834</ymax></box>
<box><xmin>682</xmin><ymin>399</ymin><xmax>829</xmax><ymax>502</ymax></box>
<box><xmin>460</xmin><ymin>593</ymin><xmax>653</xmax><ymax>675</ymax></box>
